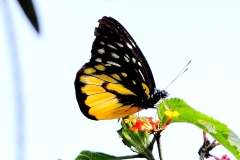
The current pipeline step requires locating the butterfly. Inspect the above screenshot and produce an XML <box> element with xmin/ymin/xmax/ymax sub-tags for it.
<box><xmin>74</xmin><ymin>16</ymin><xmax>168</xmax><ymax>120</ymax></box>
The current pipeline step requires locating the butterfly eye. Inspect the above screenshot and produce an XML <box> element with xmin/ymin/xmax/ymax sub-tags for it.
<box><xmin>74</xmin><ymin>16</ymin><xmax>168</xmax><ymax>120</ymax></box>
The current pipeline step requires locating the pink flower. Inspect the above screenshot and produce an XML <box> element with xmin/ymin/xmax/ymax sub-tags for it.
<box><xmin>211</xmin><ymin>154</ymin><xmax>230</xmax><ymax>160</ymax></box>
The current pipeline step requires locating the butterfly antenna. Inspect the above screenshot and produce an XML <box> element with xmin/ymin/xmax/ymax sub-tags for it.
<box><xmin>165</xmin><ymin>60</ymin><xmax>192</xmax><ymax>90</ymax></box>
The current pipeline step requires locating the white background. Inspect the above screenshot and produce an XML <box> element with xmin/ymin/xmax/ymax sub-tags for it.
<box><xmin>0</xmin><ymin>0</ymin><xmax>240</xmax><ymax>160</ymax></box>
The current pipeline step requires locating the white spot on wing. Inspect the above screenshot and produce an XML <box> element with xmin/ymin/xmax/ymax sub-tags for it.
<box><xmin>132</xmin><ymin>57</ymin><xmax>136</xmax><ymax>63</ymax></box>
<box><xmin>129</xmin><ymin>40</ymin><xmax>136</xmax><ymax>48</ymax></box>
<box><xmin>138</xmin><ymin>69</ymin><xmax>145</xmax><ymax>81</ymax></box>
<box><xmin>100</xmin><ymin>41</ymin><xmax>105</xmax><ymax>45</ymax></box>
<box><xmin>124</xmin><ymin>56</ymin><xmax>130</xmax><ymax>62</ymax></box>
<box><xmin>138</xmin><ymin>61</ymin><xmax>142</xmax><ymax>67</ymax></box>
<box><xmin>108</xmin><ymin>44</ymin><xmax>117</xmax><ymax>50</ymax></box>
<box><xmin>98</xmin><ymin>48</ymin><xmax>105</xmax><ymax>54</ymax></box>
<box><xmin>111</xmin><ymin>52</ymin><xmax>120</xmax><ymax>59</ymax></box>
<box><xmin>107</xmin><ymin>61</ymin><xmax>121</xmax><ymax>67</ymax></box>
<box><xmin>125</xmin><ymin>54</ymin><xmax>130</xmax><ymax>59</ymax></box>
<box><xmin>126</xmin><ymin>43</ymin><xmax>133</xmax><ymax>49</ymax></box>
<box><xmin>95</xmin><ymin>58</ymin><xmax>102</xmax><ymax>63</ymax></box>
<box><xmin>114</xmin><ymin>42</ymin><xmax>124</xmax><ymax>48</ymax></box>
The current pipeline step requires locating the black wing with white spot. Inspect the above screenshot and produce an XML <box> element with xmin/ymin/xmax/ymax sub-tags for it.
<box><xmin>91</xmin><ymin>16</ymin><xmax>156</xmax><ymax>91</ymax></box>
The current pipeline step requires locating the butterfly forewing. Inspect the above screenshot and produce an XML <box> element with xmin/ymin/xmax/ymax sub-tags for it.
<box><xmin>75</xmin><ymin>16</ymin><xmax>163</xmax><ymax>120</ymax></box>
<box><xmin>92</xmin><ymin>17</ymin><xmax>156</xmax><ymax>90</ymax></box>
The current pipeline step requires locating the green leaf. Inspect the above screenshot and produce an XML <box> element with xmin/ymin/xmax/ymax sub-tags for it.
<box><xmin>17</xmin><ymin>0</ymin><xmax>40</xmax><ymax>33</ymax></box>
<box><xmin>158</xmin><ymin>98</ymin><xmax>240</xmax><ymax>159</ymax></box>
<box><xmin>75</xmin><ymin>150</ymin><xmax>120</xmax><ymax>160</ymax></box>
<box><xmin>118</xmin><ymin>118</ymin><xmax>154</xmax><ymax>160</ymax></box>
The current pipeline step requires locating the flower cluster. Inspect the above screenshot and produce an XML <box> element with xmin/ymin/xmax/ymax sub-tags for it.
<box><xmin>198</xmin><ymin>131</ymin><xmax>230</xmax><ymax>160</ymax></box>
<box><xmin>124</xmin><ymin>110</ymin><xmax>179</xmax><ymax>133</ymax></box>
<box><xmin>128</xmin><ymin>117</ymin><xmax>160</xmax><ymax>132</ymax></box>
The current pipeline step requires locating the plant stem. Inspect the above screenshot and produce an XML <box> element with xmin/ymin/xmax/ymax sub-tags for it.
<box><xmin>155</xmin><ymin>132</ymin><xmax>163</xmax><ymax>160</ymax></box>
<box><xmin>117</xmin><ymin>154</ymin><xmax>144</xmax><ymax>159</ymax></box>
<box><xmin>148</xmin><ymin>136</ymin><xmax>156</xmax><ymax>151</ymax></box>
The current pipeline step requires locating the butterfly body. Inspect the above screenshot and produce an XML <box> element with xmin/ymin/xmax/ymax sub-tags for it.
<box><xmin>75</xmin><ymin>16</ymin><xmax>168</xmax><ymax>120</ymax></box>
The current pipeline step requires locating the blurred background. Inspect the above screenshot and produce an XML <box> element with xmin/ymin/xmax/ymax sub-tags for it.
<box><xmin>0</xmin><ymin>0</ymin><xmax>240</xmax><ymax>159</ymax></box>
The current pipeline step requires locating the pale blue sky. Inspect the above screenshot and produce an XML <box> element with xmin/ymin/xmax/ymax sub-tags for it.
<box><xmin>1</xmin><ymin>0</ymin><xmax>240</xmax><ymax>160</ymax></box>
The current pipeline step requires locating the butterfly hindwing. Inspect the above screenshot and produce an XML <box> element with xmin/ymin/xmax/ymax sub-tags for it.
<box><xmin>75</xmin><ymin>62</ymin><xmax>146</xmax><ymax>120</ymax></box>
<box><xmin>75</xmin><ymin>16</ymin><xmax>167</xmax><ymax>120</ymax></box>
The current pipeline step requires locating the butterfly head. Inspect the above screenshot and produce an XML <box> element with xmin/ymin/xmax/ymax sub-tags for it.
<box><xmin>143</xmin><ymin>88</ymin><xmax>168</xmax><ymax>109</ymax></box>
<box><xmin>157</xmin><ymin>89</ymin><xmax>169</xmax><ymax>100</ymax></box>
